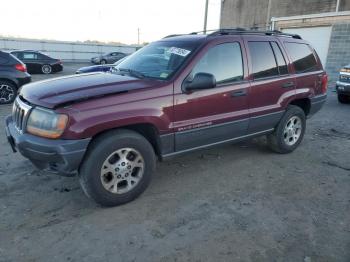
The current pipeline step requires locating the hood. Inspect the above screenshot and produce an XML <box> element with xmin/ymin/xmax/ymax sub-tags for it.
<box><xmin>20</xmin><ymin>72</ymin><xmax>158</xmax><ymax>109</ymax></box>
<box><xmin>344</xmin><ymin>64</ymin><xmax>350</xmax><ymax>69</ymax></box>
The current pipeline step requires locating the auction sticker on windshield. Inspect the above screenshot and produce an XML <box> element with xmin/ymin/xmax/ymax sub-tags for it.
<box><xmin>168</xmin><ymin>47</ymin><xmax>191</xmax><ymax>57</ymax></box>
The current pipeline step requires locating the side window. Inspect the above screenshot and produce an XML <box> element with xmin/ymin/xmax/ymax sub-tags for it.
<box><xmin>248</xmin><ymin>41</ymin><xmax>279</xmax><ymax>79</ymax></box>
<box><xmin>191</xmin><ymin>42</ymin><xmax>243</xmax><ymax>84</ymax></box>
<box><xmin>284</xmin><ymin>42</ymin><xmax>318</xmax><ymax>73</ymax></box>
<box><xmin>271</xmin><ymin>42</ymin><xmax>288</xmax><ymax>75</ymax></box>
<box><xmin>23</xmin><ymin>53</ymin><xmax>38</xmax><ymax>59</ymax></box>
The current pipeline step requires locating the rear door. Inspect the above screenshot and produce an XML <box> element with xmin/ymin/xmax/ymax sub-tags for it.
<box><xmin>244</xmin><ymin>37</ymin><xmax>296</xmax><ymax>133</ymax></box>
<box><xmin>173</xmin><ymin>38</ymin><xmax>250</xmax><ymax>152</ymax></box>
<box><xmin>21</xmin><ymin>52</ymin><xmax>41</xmax><ymax>73</ymax></box>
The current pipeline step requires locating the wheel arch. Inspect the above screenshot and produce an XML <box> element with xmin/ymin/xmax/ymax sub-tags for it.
<box><xmin>289</xmin><ymin>98</ymin><xmax>311</xmax><ymax>116</ymax></box>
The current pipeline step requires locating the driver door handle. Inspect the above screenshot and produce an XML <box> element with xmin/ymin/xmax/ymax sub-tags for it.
<box><xmin>231</xmin><ymin>90</ymin><xmax>247</xmax><ymax>97</ymax></box>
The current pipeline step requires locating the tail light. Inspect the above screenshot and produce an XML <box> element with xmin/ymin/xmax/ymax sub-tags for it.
<box><xmin>321</xmin><ymin>74</ymin><xmax>328</xmax><ymax>94</ymax></box>
<box><xmin>15</xmin><ymin>64</ymin><xmax>27</xmax><ymax>72</ymax></box>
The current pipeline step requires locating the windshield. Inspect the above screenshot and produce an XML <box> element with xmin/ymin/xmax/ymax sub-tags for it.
<box><xmin>115</xmin><ymin>41</ymin><xmax>199</xmax><ymax>80</ymax></box>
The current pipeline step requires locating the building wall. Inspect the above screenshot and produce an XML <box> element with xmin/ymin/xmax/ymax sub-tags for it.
<box><xmin>221</xmin><ymin>0</ymin><xmax>349</xmax><ymax>29</ymax></box>
<box><xmin>325</xmin><ymin>23</ymin><xmax>350</xmax><ymax>83</ymax></box>
<box><xmin>0</xmin><ymin>38</ymin><xmax>138</xmax><ymax>62</ymax></box>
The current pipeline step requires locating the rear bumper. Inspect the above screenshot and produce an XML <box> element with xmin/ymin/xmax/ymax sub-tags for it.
<box><xmin>336</xmin><ymin>81</ymin><xmax>350</xmax><ymax>95</ymax></box>
<box><xmin>16</xmin><ymin>74</ymin><xmax>31</xmax><ymax>87</ymax></box>
<box><xmin>5</xmin><ymin>116</ymin><xmax>90</xmax><ymax>176</ymax></box>
<box><xmin>309</xmin><ymin>94</ymin><xmax>327</xmax><ymax>116</ymax></box>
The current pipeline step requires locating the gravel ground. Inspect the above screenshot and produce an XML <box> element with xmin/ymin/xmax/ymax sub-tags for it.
<box><xmin>0</xmin><ymin>64</ymin><xmax>349</xmax><ymax>262</ymax></box>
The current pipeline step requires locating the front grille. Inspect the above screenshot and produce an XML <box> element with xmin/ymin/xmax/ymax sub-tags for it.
<box><xmin>12</xmin><ymin>97</ymin><xmax>32</xmax><ymax>133</ymax></box>
<box><xmin>339</xmin><ymin>74</ymin><xmax>350</xmax><ymax>83</ymax></box>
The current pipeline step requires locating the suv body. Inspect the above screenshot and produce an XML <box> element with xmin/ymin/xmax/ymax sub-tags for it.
<box><xmin>336</xmin><ymin>64</ymin><xmax>350</xmax><ymax>103</ymax></box>
<box><xmin>91</xmin><ymin>52</ymin><xmax>127</xmax><ymax>64</ymax></box>
<box><xmin>5</xmin><ymin>30</ymin><xmax>327</xmax><ymax>206</ymax></box>
<box><xmin>10</xmin><ymin>50</ymin><xmax>63</xmax><ymax>74</ymax></box>
<box><xmin>0</xmin><ymin>51</ymin><xmax>31</xmax><ymax>104</ymax></box>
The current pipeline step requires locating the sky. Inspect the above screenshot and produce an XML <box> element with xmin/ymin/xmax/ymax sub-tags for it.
<box><xmin>0</xmin><ymin>0</ymin><xmax>221</xmax><ymax>44</ymax></box>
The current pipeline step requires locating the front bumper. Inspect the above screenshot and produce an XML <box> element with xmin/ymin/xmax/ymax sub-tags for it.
<box><xmin>336</xmin><ymin>81</ymin><xmax>350</xmax><ymax>95</ymax></box>
<box><xmin>309</xmin><ymin>93</ymin><xmax>327</xmax><ymax>116</ymax></box>
<box><xmin>5</xmin><ymin>116</ymin><xmax>91</xmax><ymax>176</ymax></box>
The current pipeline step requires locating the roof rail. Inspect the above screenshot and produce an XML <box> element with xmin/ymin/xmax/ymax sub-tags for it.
<box><xmin>208</xmin><ymin>28</ymin><xmax>302</xmax><ymax>39</ymax></box>
<box><xmin>163</xmin><ymin>34</ymin><xmax>184</xmax><ymax>39</ymax></box>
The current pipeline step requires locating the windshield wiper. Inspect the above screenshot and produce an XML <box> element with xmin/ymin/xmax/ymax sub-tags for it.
<box><xmin>117</xmin><ymin>68</ymin><xmax>145</xmax><ymax>79</ymax></box>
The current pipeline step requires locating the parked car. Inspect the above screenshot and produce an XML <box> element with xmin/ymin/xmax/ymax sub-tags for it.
<box><xmin>10</xmin><ymin>50</ymin><xmax>63</xmax><ymax>74</ymax></box>
<box><xmin>336</xmin><ymin>64</ymin><xmax>350</xmax><ymax>103</ymax></box>
<box><xmin>5</xmin><ymin>29</ymin><xmax>327</xmax><ymax>206</ymax></box>
<box><xmin>76</xmin><ymin>57</ymin><xmax>127</xmax><ymax>74</ymax></box>
<box><xmin>91</xmin><ymin>52</ymin><xmax>127</xmax><ymax>64</ymax></box>
<box><xmin>0</xmin><ymin>51</ymin><xmax>31</xmax><ymax>104</ymax></box>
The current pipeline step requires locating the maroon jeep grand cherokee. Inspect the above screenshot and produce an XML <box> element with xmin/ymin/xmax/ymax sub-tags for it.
<box><xmin>5</xmin><ymin>29</ymin><xmax>328</xmax><ymax>206</ymax></box>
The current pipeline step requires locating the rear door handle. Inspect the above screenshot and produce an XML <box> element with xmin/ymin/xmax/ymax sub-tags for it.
<box><xmin>281</xmin><ymin>82</ymin><xmax>295</xmax><ymax>88</ymax></box>
<box><xmin>231</xmin><ymin>90</ymin><xmax>247</xmax><ymax>97</ymax></box>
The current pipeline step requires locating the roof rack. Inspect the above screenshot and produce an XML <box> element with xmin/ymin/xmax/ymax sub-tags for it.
<box><xmin>208</xmin><ymin>28</ymin><xmax>302</xmax><ymax>39</ymax></box>
<box><xmin>163</xmin><ymin>28</ymin><xmax>302</xmax><ymax>40</ymax></box>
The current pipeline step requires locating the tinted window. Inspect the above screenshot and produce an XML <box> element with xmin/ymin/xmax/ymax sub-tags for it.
<box><xmin>271</xmin><ymin>42</ymin><xmax>288</xmax><ymax>75</ymax></box>
<box><xmin>191</xmin><ymin>42</ymin><xmax>243</xmax><ymax>84</ymax></box>
<box><xmin>23</xmin><ymin>53</ymin><xmax>38</xmax><ymax>59</ymax></box>
<box><xmin>285</xmin><ymin>42</ymin><xmax>318</xmax><ymax>73</ymax></box>
<box><xmin>248</xmin><ymin>41</ymin><xmax>279</xmax><ymax>79</ymax></box>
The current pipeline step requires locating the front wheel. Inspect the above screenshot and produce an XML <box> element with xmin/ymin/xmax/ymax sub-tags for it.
<box><xmin>79</xmin><ymin>129</ymin><xmax>156</xmax><ymax>207</ymax></box>
<box><xmin>100</xmin><ymin>59</ymin><xmax>107</xmax><ymax>65</ymax></box>
<box><xmin>338</xmin><ymin>94</ymin><xmax>349</xmax><ymax>104</ymax></box>
<box><xmin>267</xmin><ymin>105</ymin><xmax>306</xmax><ymax>154</ymax></box>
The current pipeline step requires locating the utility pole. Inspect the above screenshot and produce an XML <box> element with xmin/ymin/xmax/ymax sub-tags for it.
<box><xmin>203</xmin><ymin>0</ymin><xmax>209</xmax><ymax>34</ymax></box>
<box><xmin>137</xmin><ymin>28</ymin><xmax>140</xmax><ymax>45</ymax></box>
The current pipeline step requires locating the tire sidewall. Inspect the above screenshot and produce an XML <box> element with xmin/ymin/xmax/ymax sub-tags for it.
<box><xmin>0</xmin><ymin>81</ymin><xmax>17</xmax><ymax>104</ymax></box>
<box><xmin>79</xmin><ymin>131</ymin><xmax>155</xmax><ymax>206</ymax></box>
<box><xmin>275</xmin><ymin>106</ymin><xmax>306</xmax><ymax>153</ymax></box>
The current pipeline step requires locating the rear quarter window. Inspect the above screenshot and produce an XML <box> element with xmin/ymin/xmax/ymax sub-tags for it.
<box><xmin>284</xmin><ymin>42</ymin><xmax>318</xmax><ymax>73</ymax></box>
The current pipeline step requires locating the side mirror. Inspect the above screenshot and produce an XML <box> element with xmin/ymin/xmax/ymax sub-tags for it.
<box><xmin>183</xmin><ymin>72</ymin><xmax>216</xmax><ymax>92</ymax></box>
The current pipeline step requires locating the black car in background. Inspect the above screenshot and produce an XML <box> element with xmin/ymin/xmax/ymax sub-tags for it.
<box><xmin>0</xmin><ymin>51</ymin><xmax>31</xmax><ymax>104</ymax></box>
<box><xmin>76</xmin><ymin>56</ymin><xmax>127</xmax><ymax>74</ymax></box>
<box><xmin>90</xmin><ymin>51</ymin><xmax>127</xmax><ymax>64</ymax></box>
<box><xmin>336</xmin><ymin>64</ymin><xmax>350</xmax><ymax>103</ymax></box>
<box><xmin>10</xmin><ymin>50</ymin><xmax>63</xmax><ymax>74</ymax></box>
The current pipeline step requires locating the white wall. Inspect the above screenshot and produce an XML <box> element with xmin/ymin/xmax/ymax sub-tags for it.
<box><xmin>282</xmin><ymin>26</ymin><xmax>332</xmax><ymax>67</ymax></box>
<box><xmin>0</xmin><ymin>37</ymin><xmax>138</xmax><ymax>62</ymax></box>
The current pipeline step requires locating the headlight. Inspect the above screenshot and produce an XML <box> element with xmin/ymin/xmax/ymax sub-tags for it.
<box><xmin>26</xmin><ymin>107</ymin><xmax>68</xmax><ymax>139</ymax></box>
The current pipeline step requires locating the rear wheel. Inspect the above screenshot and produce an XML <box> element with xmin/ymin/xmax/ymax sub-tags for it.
<box><xmin>41</xmin><ymin>64</ymin><xmax>52</xmax><ymax>74</ymax></box>
<box><xmin>0</xmin><ymin>80</ymin><xmax>17</xmax><ymax>104</ymax></box>
<box><xmin>79</xmin><ymin>129</ymin><xmax>156</xmax><ymax>207</ymax></box>
<box><xmin>338</xmin><ymin>94</ymin><xmax>349</xmax><ymax>104</ymax></box>
<box><xmin>267</xmin><ymin>105</ymin><xmax>306</xmax><ymax>154</ymax></box>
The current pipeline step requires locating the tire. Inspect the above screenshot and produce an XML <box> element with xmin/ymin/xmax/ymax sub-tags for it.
<box><xmin>0</xmin><ymin>80</ymin><xmax>17</xmax><ymax>104</ymax></box>
<box><xmin>338</xmin><ymin>94</ymin><xmax>349</xmax><ymax>104</ymax></box>
<box><xmin>267</xmin><ymin>105</ymin><xmax>306</xmax><ymax>154</ymax></box>
<box><xmin>100</xmin><ymin>59</ymin><xmax>107</xmax><ymax>65</ymax></box>
<box><xmin>79</xmin><ymin>129</ymin><xmax>156</xmax><ymax>207</ymax></box>
<box><xmin>41</xmin><ymin>64</ymin><xmax>52</xmax><ymax>74</ymax></box>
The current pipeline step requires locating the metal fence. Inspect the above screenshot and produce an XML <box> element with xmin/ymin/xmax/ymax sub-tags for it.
<box><xmin>0</xmin><ymin>37</ymin><xmax>138</xmax><ymax>62</ymax></box>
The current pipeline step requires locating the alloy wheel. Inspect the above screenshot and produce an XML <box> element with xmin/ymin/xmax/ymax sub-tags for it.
<box><xmin>100</xmin><ymin>148</ymin><xmax>145</xmax><ymax>194</ymax></box>
<box><xmin>283</xmin><ymin>116</ymin><xmax>302</xmax><ymax>146</ymax></box>
<box><xmin>0</xmin><ymin>84</ymin><xmax>15</xmax><ymax>103</ymax></box>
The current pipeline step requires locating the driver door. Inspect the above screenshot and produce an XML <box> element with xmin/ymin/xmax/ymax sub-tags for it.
<box><xmin>173</xmin><ymin>40</ymin><xmax>250</xmax><ymax>151</ymax></box>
